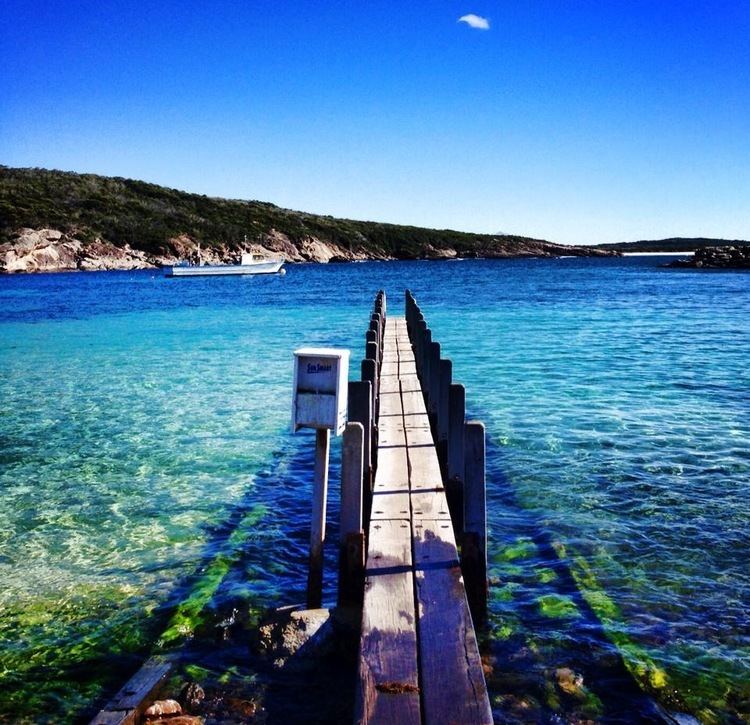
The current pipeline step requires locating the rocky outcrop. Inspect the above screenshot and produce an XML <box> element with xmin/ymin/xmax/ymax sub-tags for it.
<box><xmin>1</xmin><ymin>228</ymin><xmax>154</xmax><ymax>273</ymax></box>
<box><xmin>1</xmin><ymin>225</ymin><xmax>616</xmax><ymax>274</ymax></box>
<box><xmin>669</xmin><ymin>245</ymin><xmax>750</xmax><ymax>269</ymax></box>
<box><xmin>1</xmin><ymin>227</ymin><xmax>393</xmax><ymax>273</ymax></box>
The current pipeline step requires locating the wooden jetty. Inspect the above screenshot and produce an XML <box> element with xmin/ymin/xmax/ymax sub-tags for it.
<box><xmin>350</xmin><ymin>292</ymin><xmax>492</xmax><ymax>724</ymax></box>
<box><xmin>92</xmin><ymin>289</ymin><xmax>492</xmax><ymax>725</ymax></box>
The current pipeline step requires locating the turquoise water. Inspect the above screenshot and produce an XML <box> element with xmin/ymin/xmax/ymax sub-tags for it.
<box><xmin>1</xmin><ymin>259</ymin><xmax>748</xmax><ymax>723</ymax></box>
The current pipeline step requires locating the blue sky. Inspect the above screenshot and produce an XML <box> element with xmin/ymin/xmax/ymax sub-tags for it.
<box><xmin>2</xmin><ymin>1</ymin><xmax>748</xmax><ymax>244</ymax></box>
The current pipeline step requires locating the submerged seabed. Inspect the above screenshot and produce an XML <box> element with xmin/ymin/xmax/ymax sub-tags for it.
<box><xmin>0</xmin><ymin>258</ymin><xmax>748</xmax><ymax>723</ymax></box>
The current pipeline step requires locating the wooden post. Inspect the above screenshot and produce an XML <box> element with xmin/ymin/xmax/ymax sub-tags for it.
<box><xmin>339</xmin><ymin>422</ymin><xmax>365</xmax><ymax>607</ymax></box>
<box><xmin>371</xmin><ymin>313</ymin><xmax>382</xmax><ymax>344</ymax></box>
<box><xmin>437</xmin><ymin>358</ymin><xmax>452</xmax><ymax>473</ymax></box>
<box><xmin>361</xmin><ymin>358</ymin><xmax>378</xmax><ymax>467</ymax></box>
<box><xmin>405</xmin><ymin>290</ymin><xmax>415</xmax><ymax>332</ymax></box>
<box><xmin>447</xmin><ymin>383</ymin><xmax>465</xmax><ymax>535</ymax></box>
<box><xmin>307</xmin><ymin>427</ymin><xmax>330</xmax><ymax>609</ymax></box>
<box><xmin>427</xmin><ymin>341</ymin><xmax>441</xmax><ymax>417</ymax></box>
<box><xmin>348</xmin><ymin>380</ymin><xmax>373</xmax><ymax>527</ymax></box>
<box><xmin>421</xmin><ymin>328</ymin><xmax>432</xmax><ymax>391</ymax></box>
<box><xmin>366</xmin><ymin>340</ymin><xmax>378</xmax><ymax>367</ymax></box>
<box><xmin>462</xmin><ymin>421</ymin><xmax>488</xmax><ymax>624</ymax></box>
<box><xmin>417</xmin><ymin>319</ymin><xmax>427</xmax><ymax>368</ymax></box>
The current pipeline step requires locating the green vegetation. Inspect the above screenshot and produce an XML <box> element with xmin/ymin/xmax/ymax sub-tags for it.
<box><xmin>595</xmin><ymin>237</ymin><xmax>750</xmax><ymax>253</ymax></box>
<box><xmin>0</xmin><ymin>165</ymin><xmax>596</xmax><ymax>259</ymax></box>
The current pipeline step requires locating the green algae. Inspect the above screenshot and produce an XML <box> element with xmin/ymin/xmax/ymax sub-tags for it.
<box><xmin>535</xmin><ymin>567</ymin><xmax>557</xmax><ymax>584</ymax></box>
<box><xmin>562</xmin><ymin>551</ymin><xmax>750</xmax><ymax>720</ymax></box>
<box><xmin>491</xmin><ymin>613</ymin><xmax>523</xmax><ymax>641</ymax></box>
<box><xmin>491</xmin><ymin>583</ymin><xmax>520</xmax><ymax>603</ymax></box>
<box><xmin>0</xmin><ymin>582</ymin><xmax>155</xmax><ymax>721</ymax></box>
<box><xmin>537</xmin><ymin>594</ymin><xmax>579</xmax><ymax>619</ymax></box>
<box><xmin>493</xmin><ymin>538</ymin><xmax>537</xmax><ymax>563</ymax></box>
<box><xmin>158</xmin><ymin>504</ymin><xmax>267</xmax><ymax>647</ymax></box>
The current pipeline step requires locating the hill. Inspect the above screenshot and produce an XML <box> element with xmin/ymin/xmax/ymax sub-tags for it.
<box><xmin>0</xmin><ymin>166</ymin><xmax>614</xmax><ymax>272</ymax></box>
<box><xmin>594</xmin><ymin>237</ymin><xmax>750</xmax><ymax>253</ymax></box>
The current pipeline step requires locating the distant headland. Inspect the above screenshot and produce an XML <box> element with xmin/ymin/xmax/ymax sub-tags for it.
<box><xmin>0</xmin><ymin>166</ymin><xmax>615</xmax><ymax>273</ymax></box>
<box><xmin>3</xmin><ymin>166</ymin><xmax>747</xmax><ymax>274</ymax></box>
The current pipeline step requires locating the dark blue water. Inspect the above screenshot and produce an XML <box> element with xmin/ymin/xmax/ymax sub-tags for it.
<box><xmin>1</xmin><ymin>258</ymin><xmax>748</xmax><ymax>722</ymax></box>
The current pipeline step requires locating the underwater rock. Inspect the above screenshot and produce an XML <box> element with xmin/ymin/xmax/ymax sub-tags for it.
<box><xmin>256</xmin><ymin>607</ymin><xmax>334</xmax><ymax>669</ymax></box>
<box><xmin>179</xmin><ymin>681</ymin><xmax>205</xmax><ymax>711</ymax></box>
<box><xmin>555</xmin><ymin>667</ymin><xmax>585</xmax><ymax>698</ymax></box>
<box><xmin>144</xmin><ymin>698</ymin><xmax>182</xmax><ymax>718</ymax></box>
<box><xmin>255</xmin><ymin>606</ymin><xmax>359</xmax><ymax>671</ymax></box>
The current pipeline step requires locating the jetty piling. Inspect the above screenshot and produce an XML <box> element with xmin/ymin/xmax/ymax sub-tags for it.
<box><xmin>339</xmin><ymin>421</ymin><xmax>366</xmax><ymax>607</ymax></box>
<box><xmin>462</xmin><ymin>420</ymin><xmax>489</xmax><ymax>624</ymax></box>
<box><xmin>347</xmin><ymin>380</ymin><xmax>373</xmax><ymax>528</ymax></box>
<box><xmin>307</xmin><ymin>427</ymin><xmax>331</xmax><ymax>608</ymax></box>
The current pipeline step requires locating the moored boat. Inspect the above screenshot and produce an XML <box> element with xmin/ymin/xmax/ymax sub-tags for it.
<box><xmin>165</xmin><ymin>252</ymin><xmax>284</xmax><ymax>277</ymax></box>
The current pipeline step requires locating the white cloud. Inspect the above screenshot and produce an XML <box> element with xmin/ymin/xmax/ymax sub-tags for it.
<box><xmin>458</xmin><ymin>13</ymin><xmax>490</xmax><ymax>30</ymax></box>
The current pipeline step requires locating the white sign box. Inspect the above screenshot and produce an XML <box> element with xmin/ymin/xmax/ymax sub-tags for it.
<box><xmin>292</xmin><ymin>348</ymin><xmax>350</xmax><ymax>435</ymax></box>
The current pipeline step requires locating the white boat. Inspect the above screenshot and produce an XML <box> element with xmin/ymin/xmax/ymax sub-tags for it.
<box><xmin>165</xmin><ymin>252</ymin><xmax>285</xmax><ymax>277</ymax></box>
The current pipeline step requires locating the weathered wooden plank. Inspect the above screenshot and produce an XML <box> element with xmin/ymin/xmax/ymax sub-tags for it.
<box><xmin>378</xmin><ymin>390</ymin><xmax>403</xmax><ymax>418</ymax></box>
<box><xmin>399</xmin><ymin>360</ymin><xmax>418</xmax><ymax>377</ymax></box>
<box><xmin>410</xmin><ymin>488</ymin><xmax>451</xmax><ymax>520</ymax></box>
<box><xmin>403</xmin><ymin>422</ymin><xmax>433</xmax><ymax>446</ymax></box>
<box><xmin>377</xmin><ymin>416</ymin><xmax>405</xmax><ymax>448</ymax></box>
<box><xmin>370</xmin><ymin>490</ymin><xmax>411</xmax><ymax>520</ymax></box>
<box><xmin>379</xmin><ymin>375</ymin><xmax>400</xmax><ymax>394</ymax></box>
<box><xmin>89</xmin><ymin>710</ymin><xmax>135</xmax><ymax>725</ymax></box>
<box><xmin>405</xmin><ymin>443</ymin><xmax>443</xmax><ymax>489</ymax></box>
<box><xmin>373</xmin><ymin>445</ymin><xmax>409</xmax><ymax>492</ymax></box>
<box><xmin>400</xmin><ymin>387</ymin><xmax>428</xmax><ymax>417</ymax></box>
<box><xmin>356</xmin><ymin>520</ymin><xmax>421</xmax><ymax>725</ymax></box>
<box><xmin>412</xmin><ymin>520</ymin><xmax>493</xmax><ymax>725</ymax></box>
<box><xmin>397</xmin><ymin>377</ymin><xmax>421</xmax><ymax>395</ymax></box>
<box><xmin>380</xmin><ymin>359</ymin><xmax>398</xmax><ymax>376</ymax></box>
<box><xmin>107</xmin><ymin>657</ymin><xmax>173</xmax><ymax>711</ymax></box>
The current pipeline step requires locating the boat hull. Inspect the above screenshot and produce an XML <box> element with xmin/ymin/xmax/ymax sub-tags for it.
<box><xmin>165</xmin><ymin>260</ymin><xmax>284</xmax><ymax>277</ymax></box>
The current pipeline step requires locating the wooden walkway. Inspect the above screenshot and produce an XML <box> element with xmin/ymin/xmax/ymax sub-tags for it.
<box><xmin>355</xmin><ymin>317</ymin><xmax>493</xmax><ymax>725</ymax></box>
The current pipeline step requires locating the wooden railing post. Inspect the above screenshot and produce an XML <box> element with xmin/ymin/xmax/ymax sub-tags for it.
<box><xmin>462</xmin><ymin>421</ymin><xmax>488</xmax><ymax>624</ymax></box>
<box><xmin>348</xmin><ymin>380</ymin><xmax>373</xmax><ymax>527</ymax></box>
<box><xmin>370</xmin><ymin>314</ymin><xmax>382</xmax><ymax>355</ymax></box>
<box><xmin>366</xmin><ymin>328</ymin><xmax>377</xmax><ymax>356</ymax></box>
<box><xmin>416</xmin><ymin>317</ymin><xmax>427</xmax><ymax>373</ymax></box>
<box><xmin>427</xmin><ymin>341</ymin><xmax>441</xmax><ymax>417</ymax></box>
<box><xmin>447</xmin><ymin>383</ymin><xmax>465</xmax><ymax>535</ymax></box>
<box><xmin>421</xmin><ymin>327</ymin><xmax>432</xmax><ymax>387</ymax></box>
<box><xmin>436</xmin><ymin>358</ymin><xmax>452</xmax><ymax>473</ymax></box>
<box><xmin>361</xmin><ymin>358</ymin><xmax>378</xmax><ymax>470</ymax></box>
<box><xmin>339</xmin><ymin>422</ymin><xmax>365</xmax><ymax>607</ymax></box>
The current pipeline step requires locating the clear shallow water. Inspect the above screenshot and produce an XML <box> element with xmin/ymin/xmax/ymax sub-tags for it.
<box><xmin>0</xmin><ymin>259</ymin><xmax>748</xmax><ymax>723</ymax></box>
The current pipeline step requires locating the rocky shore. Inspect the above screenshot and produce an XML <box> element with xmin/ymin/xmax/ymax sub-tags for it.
<box><xmin>1</xmin><ymin>227</ymin><xmax>615</xmax><ymax>274</ymax></box>
<box><xmin>669</xmin><ymin>245</ymin><xmax>750</xmax><ymax>270</ymax></box>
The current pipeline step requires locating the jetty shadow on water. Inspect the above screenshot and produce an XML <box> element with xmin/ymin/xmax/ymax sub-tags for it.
<box><xmin>82</xmin><ymin>431</ymin><xmax>356</xmax><ymax>724</ymax></box>
<box><xmin>481</xmin><ymin>432</ymin><xmax>675</xmax><ymax>723</ymax></box>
